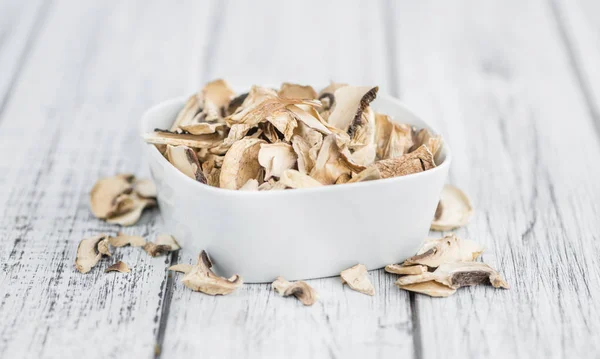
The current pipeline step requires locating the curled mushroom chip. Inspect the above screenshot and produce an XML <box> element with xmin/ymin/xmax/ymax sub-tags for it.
<box><xmin>142</xmin><ymin>234</ymin><xmax>180</xmax><ymax>257</ymax></box>
<box><xmin>272</xmin><ymin>276</ymin><xmax>318</xmax><ymax>306</ymax></box>
<box><xmin>90</xmin><ymin>174</ymin><xmax>134</xmax><ymax>219</ymax></box>
<box><xmin>166</xmin><ymin>145</ymin><xmax>207</xmax><ymax>183</ymax></box>
<box><xmin>327</xmin><ymin>86</ymin><xmax>378</xmax><ymax>133</ymax></box>
<box><xmin>411</xmin><ymin>128</ymin><xmax>443</xmax><ymax>160</ymax></box>
<box><xmin>106</xmin><ymin>193</ymin><xmax>156</xmax><ymax>226</ymax></box>
<box><xmin>403</xmin><ymin>234</ymin><xmax>484</xmax><ymax>268</ymax></box>
<box><xmin>340</xmin><ymin>264</ymin><xmax>375</xmax><ymax>296</ymax></box>
<box><xmin>171</xmin><ymin>93</ymin><xmax>203</xmax><ymax>131</ymax></box>
<box><xmin>371</xmin><ymin>145</ymin><xmax>435</xmax><ymax>178</ymax></box>
<box><xmin>431</xmin><ymin>184</ymin><xmax>474</xmax><ymax>231</ymax></box>
<box><xmin>396</xmin><ymin>281</ymin><xmax>457</xmax><ymax>297</ymax></box>
<box><xmin>318</xmin><ymin>82</ymin><xmax>348</xmax><ymax>112</ymax></box>
<box><xmin>108</xmin><ymin>233</ymin><xmax>146</xmax><ymax>247</ymax></box>
<box><xmin>396</xmin><ymin>262</ymin><xmax>509</xmax><ymax>290</ymax></box>
<box><xmin>75</xmin><ymin>234</ymin><xmax>111</xmax><ymax>273</ymax></box>
<box><xmin>168</xmin><ymin>263</ymin><xmax>194</xmax><ymax>274</ymax></box>
<box><xmin>105</xmin><ymin>261</ymin><xmax>131</xmax><ymax>273</ymax></box>
<box><xmin>220</xmin><ymin>138</ymin><xmax>266</xmax><ymax>189</ymax></box>
<box><xmin>278</xmin><ymin>83</ymin><xmax>317</xmax><ymax>99</ymax></box>
<box><xmin>258</xmin><ymin>143</ymin><xmax>297</xmax><ymax>180</ymax></box>
<box><xmin>180</xmin><ymin>251</ymin><xmax>243</xmax><ymax>295</ymax></box>
<box><xmin>385</xmin><ymin>264</ymin><xmax>428</xmax><ymax>275</ymax></box>
<box><xmin>310</xmin><ymin>135</ymin><xmax>353</xmax><ymax>184</ymax></box>
<box><xmin>201</xmin><ymin>79</ymin><xmax>236</xmax><ymax>123</ymax></box>
<box><xmin>374</xmin><ymin>113</ymin><xmax>414</xmax><ymax>159</ymax></box>
<box><xmin>279</xmin><ymin>169</ymin><xmax>323</xmax><ymax>189</ymax></box>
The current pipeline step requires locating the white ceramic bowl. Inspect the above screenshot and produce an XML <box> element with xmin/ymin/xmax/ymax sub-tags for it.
<box><xmin>141</xmin><ymin>92</ymin><xmax>451</xmax><ymax>283</ymax></box>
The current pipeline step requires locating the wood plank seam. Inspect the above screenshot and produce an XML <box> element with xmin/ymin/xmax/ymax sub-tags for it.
<box><xmin>0</xmin><ymin>0</ymin><xmax>53</xmax><ymax>122</ymax></box>
<box><xmin>547</xmin><ymin>0</ymin><xmax>600</xmax><ymax>139</ymax></box>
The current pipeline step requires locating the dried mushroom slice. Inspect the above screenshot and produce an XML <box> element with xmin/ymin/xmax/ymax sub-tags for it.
<box><xmin>335</xmin><ymin>173</ymin><xmax>352</xmax><ymax>184</ymax></box>
<box><xmin>348</xmin><ymin>105</ymin><xmax>376</xmax><ymax>149</ymax></box>
<box><xmin>171</xmin><ymin>93</ymin><xmax>203</xmax><ymax>131</ymax></box>
<box><xmin>385</xmin><ymin>264</ymin><xmax>428</xmax><ymax>275</ymax></box>
<box><xmin>431</xmin><ymin>184</ymin><xmax>474</xmax><ymax>231</ymax></box>
<box><xmin>201</xmin><ymin>79</ymin><xmax>236</xmax><ymax>123</ymax></box>
<box><xmin>278</xmin><ymin>83</ymin><xmax>317</xmax><ymax>99</ymax></box>
<box><xmin>403</xmin><ymin>234</ymin><xmax>484</xmax><ymax>268</ymax></box>
<box><xmin>396</xmin><ymin>262</ymin><xmax>509</xmax><ymax>290</ymax></box>
<box><xmin>396</xmin><ymin>281</ymin><xmax>456</xmax><ymax>297</ymax></box>
<box><xmin>106</xmin><ymin>194</ymin><xmax>156</xmax><ymax>226</ymax></box>
<box><xmin>143</xmin><ymin>130</ymin><xmax>224</xmax><ymax>149</ymax></box>
<box><xmin>317</xmin><ymin>82</ymin><xmax>348</xmax><ymax>111</ymax></box>
<box><xmin>166</xmin><ymin>145</ymin><xmax>207</xmax><ymax>183</ymax></box>
<box><xmin>143</xmin><ymin>234</ymin><xmax>180</xmax><ymax>257</ymax></box>
<box><xmin>349</xmin><ymin>143</ymin><xmax>377</xmax><ymax>167</ymax></box>
<box><xmin>327</xmin><ymin>86</ymin><xmax>378</xmax><ymax>133</ymax></box>
<box><xmin>340</xmin><ymin>264</ymin><xmax>375</xmax><ymax>296</ymax></box>
<box><xmin>258</xmin><ymin>143</ymin><xmax>297</xmax><ymax>180</ymax></box>
<box><xmin>134</xmin><ymin>179</ymin><xmax>157</xmax><ymax>198</ymax></box>
<box><xmin>291</xmin><ymin>135</ymin><xmax>313</xmax><ymax>174</ymax></box>
<box><xmin>279</xmin><ymin>169</ymin><xmax>323</xmax><ymax>189</ymax></box>
<box><xmin>374</xmin><ymin>113</ymin><xmax>413</xmax><ymax>159</ymax></box>
<box><xmin>227</xmin><ymin>92</ymin><xmax>249</xmax><ymax>116</ymax></box>
<box><xmin>181</xmin><ymin>251</ymin><xmax>243</xmax><ymax>295</ymax></box>
<box><xmin>239</xmin><ymin>179</ymin><xmax>259</xmax><ymax>191</ymax></box>
<box><xmin>168</xmin><ymin>263</ymin><xmax>194</xmax><ymax>274</ymax></box>
<box><xmin>180</xmin><ymin>121</ymin><xmax>227</xmax><ymax>135</ymax></box>
<box><xmin>75</xmin><ymin>234</ymin><xmax>111</xmax><ymax>274</ymax></box>
<box><xmin>272</xmin><ymin>276</ymin><xmax>318</xmax><ymax>306</ymax></box>
<box><xmin>371</xmin><ymin>145</ymin><xmax>435</xmax><ymax>178</ymax></box>
<box><xmin>108</xmin><ymin>233</ymin><xmax>146</xmax><ymax>247</ymax></box>
<box><xmin>105</xmin><ymin>261</ymin><xmax>131</xmax><ymax>273</ymax></box>
<box><xmin>220</xmin><ymin>138</ymin><xmax>266</xmax><ymax>190</ymax></box>
<box><xmin>309</xmin><ymin>135</ymin><xmax>353</xmax><ymax>184</ymax></box>
<box><xmin>287</xmin><ymin>104</ymin><xmax>336</xmax><ymax>135</ymax></box>
<box><xmin>90</xmin><ymin>174</ymin><xmax>134</xmax><ymax>219</ymax></box>
<box><xmin>347</xmin><ymin>166</ymin><xmax>382</xmax><ymax>184</ymax></box>
<box><xmin>410</xmin><ymin>128</ymin><xmax>443</xmax><ymax>160</ymax></box>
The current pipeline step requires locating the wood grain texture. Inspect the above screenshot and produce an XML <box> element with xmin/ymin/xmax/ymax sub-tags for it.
<box><xmin>391</xmin><ymin>0</ymin><xmax>600</xmax><ymax>358</ymax></box>
<box><xmin>0</xmin><ymin>1</ymin><xmax>214</xmax><ymax>357</ymax></box>
<box><xmin>158</xmin><ymin>1</ymin><xmax>416</xmax><ymax>358</ymax></box>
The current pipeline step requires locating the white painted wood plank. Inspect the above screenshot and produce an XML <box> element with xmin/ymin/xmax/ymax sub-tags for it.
<box><xmin>160</xmin><ymin>1</ymin><xmax>416</xmax><ymax>358</ymax></box>
<box><xmin>391</xmin><ymin>0</ymin><xmax>600</xmax><ymax>358</ymax></box>
<box><xmin>0</xmin><ymin>0</ymin><xmax>47</xmax><ymax>109</ymax></box>
<box><xmin>0</xmin><ymin>1</ymin><xmax>215</xmax><ymax>358</ymax></box>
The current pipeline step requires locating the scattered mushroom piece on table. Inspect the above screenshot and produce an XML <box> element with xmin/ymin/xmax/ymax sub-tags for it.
<box><xmin>340</xmin><ymin>264</ymin><xmax>375</xmax><ymax>296</ymax></box>
<box><xmin>272</xmin><ymin>276</ymin><xmax>318</xmax><ymax>306</ymax></box>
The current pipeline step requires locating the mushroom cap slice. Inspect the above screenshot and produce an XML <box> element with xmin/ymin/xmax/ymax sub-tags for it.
<box><xmin>134</xmin><ymin>179</ymin><xmax>157</xmax><ymax>198</ymax></box>
<box><xmin>143</xmin><ymin>234</ymin><xmax>180</xmax><ymax>257</ymax></box>
<box><xmin>317</xmin><ymin>82</ymin><xmax>348</xmax><ymax>111</ymax></box>
<box><xmin>169</xmin><ymin>264</ymin><xmax>194</xmax><ymax>274</ymax></box>
<box><xmin>105</xmin><ymin>261</ymin><xmax>131</xmax><ymax>273</ymax></box>
<box><xmin>90</xmin><ymin>174</ymin><xmax>134</xmax><ymax>219</ymax></box>
<box><xmin>279</xmin><ymin>169</ymin><xmax>323</xmax><ymax>189</ymax></box>
<box><xmin>403</xmin><ymin>234</ymin><xmax>484</xmax><ymax>268</ymax></box>
<box><xmin>143</xmin><ymin>130</ymin><xmax>224</xmax><ymax>149</ymax></box>
<box><xmin>239</xmin><ymin>179</ymin><xmax>259</xmax><ymax>191</ymax></box>
<box><xmin>291</xmin><ymin>135</ymin><xmax>314</xmax><ymax>175</ymax></box>
<box><xmin>385</xmin><ymin>264</ymin><xmax>428</xmax><ymax>275</ymax></box>
<box><xmin>75</xmin><ymin>234</ymin><xmax>110</xmax><ymax>274</ymax></box>
<box><xmin>278</xmin><ymin>83</ymin><xmax>317</xmax><ymax>99</ymax></box>
<box><xmin>371</xmin><ymin>145</ymin><xmax>435</xmax><ymax>178</ymax></box>
<box><xmin>166</xmin><ymin>145</ymin><xmax>207</xmax><ymax>183</ymax></box>
<box><xmin>258</xmin><ymin>143</ymin><xmax>297</xmax><ymax>180</ymax></box>
<box><xmin>201</xmin><ymin>79</ymin><xmax>236</xmax><ymax>122</ymax></box>
<box><xmin>272</xmin><ymin>276</ymin><xmax>318</xmax><ymax>306</ymax></box>
<box><xmin>180</xmin><ymin>121</ymin><xmax>227</xmax><ymax>135</ymax></box>
<box><xmin>430</xmin><ymin>184</ymin><xmax>474</xmax><ymax>231</ymax></box>
<box><xmin>396</xmin><ymin>281</ymin><xmax>456</xmax><ymax>297</ymax></box>
<box><xmin>108</xmin><ymin>233</ymin><xmax>146</xmax><ymax>247</ymax></box>
<box><xmin>171</xmin><ymin>93</ymin><xmax>203</xmax><ymax>131</ymax></box>
<box><xmin>309</xmin><ymin>135</ymin><xmax>353</xmax><ymax>184</ymax></box>
<box><xmin>397</xmin><ymin>262</ymin><xmax>509</xmax><ymax>290</ymax></box>
<box><xmin>347</xmin><ymin>166</ymin><xmax>382</xmax><ymax>184</ymax></box>
<box><xmin>227</xmin><ymin>92</ymin><xmax>249</xmax><ymax>116</ymax></box>
<box><xmin>220</xmin><ymin>138</ymin><xmax>266</xmax><ymax>190</ymax></box>
<box><xmin>340</xmin><ymin>264</ymin><xmax>375</xmax><ymax>296</ymax></box>
<box><xmin>106</xmin><ymin>194</ymin><xmax>156</xmax><ymax>226</ymax></box>
<box><xmin>374</xmin><ymin>113</ymin><xmax>414</xmax><ymax>159</ymax></box>
<box><xmin>327</xmin><ymin>86</ymin><xmax>378</xmax><ymax>133</ymax></box>
<box><xmin>410</xmin><ymin>128</ymin><xmax>443</xmax><ymax>161</ymax></box>
<box><xmin>181</xmin><ymin>251</ymin><xmax>244</xmax><ymax>295</ymax></box>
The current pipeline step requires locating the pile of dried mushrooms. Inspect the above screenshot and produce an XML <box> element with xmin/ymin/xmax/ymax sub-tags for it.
<box><xmin>143</xmin><ymin>80</ymin><xmax>443</xmax><ymax>190</ymax></box>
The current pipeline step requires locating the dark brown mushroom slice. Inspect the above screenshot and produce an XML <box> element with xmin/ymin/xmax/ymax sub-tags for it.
<box><xmin>272</xmin><ymin>276</ymin><xmax>318</xmax><ymax>306</ymax></box>
<box><xmin>75</xmin><ymin>234</ymin><xmax>111</xmax><ymax>274</ymax></box>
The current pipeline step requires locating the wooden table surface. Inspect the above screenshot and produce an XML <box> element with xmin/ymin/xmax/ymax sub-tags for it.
<box><xmin>1</xmin><ymin>1</ymin><xmax>599</xmax><ymax>358</ymax></box>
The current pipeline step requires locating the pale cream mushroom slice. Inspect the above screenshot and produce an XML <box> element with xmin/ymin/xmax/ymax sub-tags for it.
<box><xmin>278</xmin><ymin>83</ymin><xmax>317</xmax><ymax>99</ymax></box>
<box><xmin>403</xmin><ymin>234</ymin><xmax>484</xmax><ymax>268</ymax></box>
<box><xmin>272</xmin><ymin>276</ymin><xmax>318</xmax><ymax>306</ymax></box>
<box><xmin>385</xmin><ymin>264</ymin><xmax>428</xmax><ymax>276</ymax></box>
<box><xmin>208</xmin><ymin>123</ymin><xmax>255</xmax><ymax>155</ymax></box>
<box><xmin>258</xmin><ymin>143</ymin><xmax>297</xmax><ymax>180</ymax></box>
<box><xmin>431</xmin><ymin>184</ymin><xmax>474</xmax><ymax>231</ymax></box>
<box><xmin>396</xmin><ymin>281</ymin><xmax>457</xmax><ymax>297</ymax></box>
<box><xmin>143</xmin><ymin>234</ymin><xmax>180</xmax><ymax>257</ymax></box>
<box><xmin>180</xmin><ymin>121</ymin><xmax>227</xmax><ymax>135</ymax></box>
<box><xmin>348</xmin><ymin>105</ymin><xmax>377</xmax><ymax>149</ymax></box>
<box><xmin>75</xmin><ymin>234</ymin><xmax>111</xmax><ymax>274</ymax></box>
<box><xmin>90</xmin><ymin>174</ymin><xmax>135</xmax><ymax>219</ymax></box>
<box><xmin>134</xmin><ymin>179</ymin><xmax>157</xmax><ymax>199</ymax></box>
<box><xmin>291</xmin><ymin>135</ymin><xmax>314</xmax><ymax>174</ymax></box>
<box><xmin>239</xmin><ymin>179</ymin><xmax>259</xmax><ymax>191</ymax></box>
<box><xmin>105</xmin><ymin>261</ymin><xmax>131</xmax><ymax>273</ymax></box>
<box><xmin>220</xmin><ymin>138</ymin><xmax>266</xmax><ymax>190</ymax></box>
<box><xmin>170</xmin><ymin>92</ymin><xmax>203</xmax><ymax>131</ymax></box>
<box><xmin>327</xmin><ymin>86</ymin><xmax>378</xmax><ymax>133</ymax></box>
<box><xmin>180</xmin><ymin>251</ymin><xmax>243</xmax><ymax>295</ymax></box>
<box><xmin>309</xmin><ymin>135</ymin><xmax>353</xmax><ymax>184</ymax></box>
<box><xmin>108</xmin><ymin>233</ymin><xmax>146</xmax><ymax>247</ymax></box>
<box><xmin>226</xmin><ymin>92</ymin><xmax>249</xmax><ymax>116</ymax></box>
<box><xmin>410</xmin><ymin>128</ymin><xmax>443</xmax><ymax>163</ymax></box>
<box><xmin>279</xmin><ymin>169</ymin><xmax>323</xmax><ymax>189</ymax></box>
<box><xmin>349</xmin><ymin>143</ymin><xmax>377</xmax><ymax>167</ymax></box>
<box><xmin>166</xmin><ymin>145</ymin><xmax>207</xmax><ymax>183</ymax></box>
<box><xmin>347</xmin><ymin>166</ymin><xmax>382</xmax><ymax>184</ymax></box>
<box><xmin>168</xmin><ymin>263</ymin><xmax>194</xmax><ymax>274</ymax></box>
<box><xmin>340</xmin><ymin>264</ymin><xmax>375</xmax><ymax>296</ymax></box>
<box><xmin>200</xmin><ymin>79</ymin><xmax>236</xmax><ymax>123</ymax></box>
<box><xmin>370</xmin><ymin>145</ymin><xmax>435</xmax><ymax>178</ymax></box>
<box><xmin>396</xmin><ymin>262</ymin><xmax>509</xmax><ymax>290</ymax></box>
<box><xmin>143</xmin><ymin>130</ymin><xmax>225</xmax><ymax>149</ymax></box>
<box><xmin>374</xmin><ymin>113</ymin><xmax>414</xmax><ymax>159</ymax></box>
<box><xmin>287</xmin><ymin>104</ymin><xmax>336</xmax><ymax>135</ymax></box>
<box><xmin>335</xmin><ymin>173</ymin><xmax>352</xmax><ymax>184</ymax></box>
<box><xmin>317</xmin><ymin>81</ymin><xmax>348</xmax><ymax>112</ymax></box>
<box><xmin>106</xmin><ymin>194</ymin><xmax>156</xmax><ymax>226</ymax></box>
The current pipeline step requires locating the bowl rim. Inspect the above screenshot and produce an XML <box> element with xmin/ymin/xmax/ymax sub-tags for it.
<box><xmin>141</xmin><ymin>91</ymin><xmax>452</xmax><ymax>197</ymax></box>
